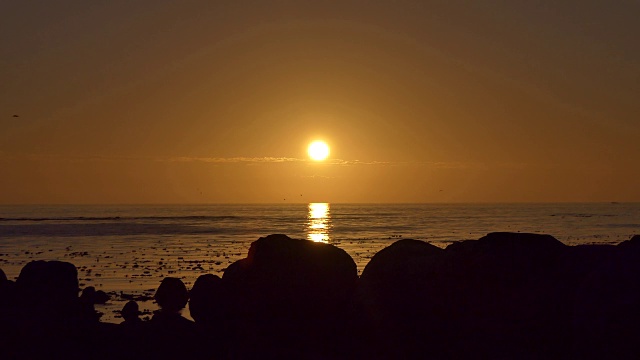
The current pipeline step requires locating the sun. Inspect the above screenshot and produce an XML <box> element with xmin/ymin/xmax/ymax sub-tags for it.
<box><xmin>308</xmin><ymin>141</ymin><xmax>330</xmax><ymax>161</ymax></box>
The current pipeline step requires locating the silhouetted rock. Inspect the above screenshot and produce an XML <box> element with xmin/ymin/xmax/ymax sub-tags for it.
<box><xmin>121</xmin><ymin>300</ymin><xmax>141</xmax><ymax>324</ymax></box>
<box><xmin>189</xmin><ymin>274</ymin><xmax>224</xmax><ymax>324</ymax></box>
<box><xmin>571</xmin><ymin>236</ymin><xmax>640</xmax><ymax>359</ymax></box>
<box><xmin>16</xmin><ymin>260</ymin><xmax>80</xmax><ymax>323</ymax></box>
<box><xmin>12</xmin><ymin>260</ymin><xmax>105</xmax><ymax>359</ymax></box>
<box><xmin>0</xmin><ymin>268</ymin><xmax>18</xmax><ymax>359</ymax></box>
<box><xmin>95</xmin><ymin>290</ymin><xmax>109</xmax><ymax>304</ymax></box>
<box><xmin>145</xmin><ymin>277</ymin><xmax>199</xmax><ymax>359</ymax></box>
<box><xmin>223</xmin><ymin>234</ymin><xmax>358</xmax><ymax>359</ymax></box>
<box><xmin>0</xmin><ymin>267</ymin><xmax>13</xmax><ymax>309</ymax></box>
<box><xmin>616</xmin><ymin>234</ymin><xmax>640</xmax><ymax>251</ymax></box>
<box><xmin>0</xmin><ymin>267</ymin><xmax>14</xmax><ymax>308</ymax></box>
<box><xmin>79</xmin><ymin>286</ymin><xmax>102</xmax><ymax>323</ymax></box>
<box><xmin>154</xmin><ymin>277</ymin><xmax>188</xmax><ymax>313</ymax></box>
<box><xmin>549</xmin><ymin>243</ymin><xmax>616</xmax><ymax>355</ymax></box>
<box><xmin>111</xmin><ymin>301</ymin><xmax>145</xmax><ymax>360</ymax></box>
<box><xmin>360</xmin><ymin>239</ymin><xmax>453</xmax><ymax>359</ymax></box>
<box><xmin>450</xmin><ymin>232</ymin><xmax>567</xmax><ymax>359</ymax></box>
<box><xmin>189</xmin><ymin>274</ymin><xmax>229</xmax><ymax>359</ymax></box>
<box><xmin>361</xmin><ymin>233</ymin><xmax>571</xmax><ymax>359</ymax></box>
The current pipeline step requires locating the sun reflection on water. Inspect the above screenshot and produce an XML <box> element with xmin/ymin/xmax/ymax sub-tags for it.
<box><xmin>306</xmin><ymin>203</ymin><xmax>331</xmax><ymax>243</ymax></box>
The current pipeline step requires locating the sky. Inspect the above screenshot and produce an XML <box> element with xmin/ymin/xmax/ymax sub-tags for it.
<box><xmin>1</xmin><ymin>1</ymin><xmax>639</xmax><ymax>204</ymax></box>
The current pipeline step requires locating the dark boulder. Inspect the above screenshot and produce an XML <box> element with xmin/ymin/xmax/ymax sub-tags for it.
<box><xmin>189</xmin><ymin>274</ymin><xmax>224</xmax><ymax>325</ymax></box>
<box><xmin>0</xmin><ymin>268</ymin><xmax>18</xmax><ymax>359</ymax></box>
<box><xmin>121</xmin><ymin>300</ymin><xmax>141</xmax><ymax>324</ymax></box>
<box><xmin>360</xmin><ymin>233</ymin><xmax>571</xmax><ymax>359</ymax></box>
<box><xmin>94</xmin><ymin>290</ymin><xmax>109</xmax><ymax>304</ymax></box>
<box><xmin>12</xmin><ymin>260</ymin><xmax>107</xmax><ymax>359</ymax></box>
<box><xmin>446</xmin><ymin>233</ymin><xmax>568</xmax><ymax>359</ymax></box>
<box><xmin>189</xmin><ymin>274</ymin><xmax>229</xmax><ymax>359</ymax></box>
<box><xmin>223</xmin><ymin>234</ymin><xmax>358</xmax><ymax>359</ymax></box>
<box><xmin>154</xmin><ymin>277</ymin><xmax>189</xmax><ymax>313</ymax></box>
<box><xmin>571</xmin><ymin>236</ymin><xmax>640</xmax><ymax>359</ymax></box>
<box><xmin>360</xmin><ymin>239</ymin><xmax>447</xmax><ymax>359</ymax></box>
<box><xmin>16</xmin><ymin>260</ymin><xmax>80</xmax><ymax>323</ymax></box>
<box><xmin>550</xmin><ymin>243</ymin><xmax>615</xmax><ymax>354</ymax></box>
<box><xmin>79</xmin><ymin>286</ymin><xmax>102</xmax><ymax>323</ymax></box>
<box><xmin>145</xmin><ymin>277</ymin><xmax>198</xmax><ymax>360</ymax></box>
<box><xmin>616</xmin><ymin>234</ymin><xmax>640</xmax><ymax>251</ymax></box>
<box><xmin>0</xmin><ymin>268</ymin><xmax>14</xmax><ymax>309</ymax></box>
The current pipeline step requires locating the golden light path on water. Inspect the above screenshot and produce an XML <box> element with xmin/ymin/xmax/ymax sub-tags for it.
<box><xmin>306</xmin><ymin>203</ymin><xmax>332</xmax><ymax>243</ymax></box>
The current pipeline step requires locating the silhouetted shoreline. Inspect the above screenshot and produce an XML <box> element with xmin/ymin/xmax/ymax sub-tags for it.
<box><xmin>1</xmin><ymin>233</ymin><xmax>640</xmax><ymax>359</ymax></box>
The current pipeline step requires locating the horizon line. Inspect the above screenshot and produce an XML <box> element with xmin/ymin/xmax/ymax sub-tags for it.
<box><xmin>1</xmin><ymin>201</ymin><xmax>637</xmax><ymax>206</ymax></box>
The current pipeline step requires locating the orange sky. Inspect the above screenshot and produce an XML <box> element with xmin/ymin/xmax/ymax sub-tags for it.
<box><xmin>1</xmin><ymin>1</ymin><xmax>639</xmax><ymax>203</ymax></box>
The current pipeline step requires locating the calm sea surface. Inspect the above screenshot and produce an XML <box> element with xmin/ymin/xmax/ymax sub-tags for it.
<box><xmin>1</xmin><ymin>203</ymin><xmax>639</xmax><ymax>322</ymax></box>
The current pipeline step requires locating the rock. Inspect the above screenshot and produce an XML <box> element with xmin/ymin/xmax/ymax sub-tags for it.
<box><xmin>81</xmin><ymin>286</ymin><xmax>96</xmax><ymax>300</ymax></box>
<box><xmin>189</xmin><ymin>274</ymin><xmax>224</xmax><ymax>324</ymax></box>
<box><xmin>223</xmin><ymin>234</ymin><xmax>358</xmax><ymax>358</ymax></box>
<box><xmin>16</xmin><ymin>260</ymin><xmax>79</xmax><ymax>321</ymax></box>
<box><xmin>189</xmin><ymin>274</ymin><xmax>229</xmax><ymax>359</ymax></box>
<box><xmin>571</xmin><ymin>237</ymin><xmax>640</xmax><ymax>359</ymax></box>
<box><xmin>147</xmin><ymin>278</ymin><xmax>197</xmax><ymax>359</ymax></box>
<box><xmin>12</xmin><ymin>261</ymin><xmax>98</xmax><ymax>359</ymax></box>
<box><xmin>154</xmin><ymin>277</ymin><xmax>188</xmax><ymax>312</ymax></box>
<box><xmin>550</xmin><ymin>243</ymin><xmax>616</xmax><ymax>353</ymax></box>
<box><xmin>616</xmin><ymin>234</ymin><xmax>640</xmax><ymax>251</ymax></box>
<box><xmin>361</xmin><ymin>239</ymin><xmax>443</xmax><ymax>279</ymax></box>
<box><xmin>94</xmin><ymin>290</ymin><xmax>109</xmax><ymax>304</ymax></box>
<box><xmin>0</xmin><ymin>267</ymin><xmax>17</xmax><ymax>317</ymax></box>
<box><xmin>121</xmin><ymin>300</ymin><xmax>140</xmax><ymax>322</ymax></box>
<box><xmin>224</xmin><ymin>234</ymin><xmax>357</xmax><ymax>306</ymax></box>
<box><xmin>78</xmin><ymin>286</ymin><xmax>102</xmax><ymax>324</ymax></box>
<box><xmin>360</xmin><ymin>233</ymin><xmax>570</xmax><ymax>359</ymax></box>
<box><xmin>360</xmin><ymin>239</ymin><xmax>448</xmax><ymax>359</ymax></box>
<box><xmin>448</xmin><ymin>233</ymin><xmax>568</xmax><ymax>358</ymax></box>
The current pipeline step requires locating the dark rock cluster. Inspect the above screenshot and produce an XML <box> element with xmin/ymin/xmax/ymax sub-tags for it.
<box><xmin>361</xmin><ymin>232</ymin><xmax>640</xmax><ymax>359</ymax></box>
<box><xmin>1</xmin><ymin>233</ymin><xmax>639</xmax><ymax>359</ymax></box>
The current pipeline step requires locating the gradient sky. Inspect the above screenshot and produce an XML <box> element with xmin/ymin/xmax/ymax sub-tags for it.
<box><xmin>1</xmin><ymin>1</ymin><xmax>638</xmax><ymax>203</ymax></box>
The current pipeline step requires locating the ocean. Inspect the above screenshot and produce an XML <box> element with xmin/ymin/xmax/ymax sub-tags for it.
<box><xmin>1</xmin><ymin>202</ymin><xmax>639</xmax><ymax>322</ymax></box>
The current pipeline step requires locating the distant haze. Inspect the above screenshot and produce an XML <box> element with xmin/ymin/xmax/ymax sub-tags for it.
<box><xmin>1</xmin><ymin>1</ymin><xmax>638</xmax><ymax>204</ymax></box>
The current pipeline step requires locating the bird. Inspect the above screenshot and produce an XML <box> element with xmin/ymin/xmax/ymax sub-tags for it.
<box><xmin>12</xmin><ymin>114</ymin><xmax>19</xmax><ymax>117</ymax></box>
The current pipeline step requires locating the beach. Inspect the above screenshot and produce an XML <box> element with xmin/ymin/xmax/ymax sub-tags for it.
<box><xmin>1</xmin><ymin>203</ymin><xmax>638</xmax><ymax>323</ymax></box>
<box><xmin>0</xmin><ymin>232</ymin><xmax>395</xmax><ymax>322</ymax></box>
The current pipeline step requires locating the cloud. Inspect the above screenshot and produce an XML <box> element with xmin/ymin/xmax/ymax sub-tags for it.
<box><xmin>0</xmin><ymin>152</ymin><xmax>528</xmax><ymax>171</ymax></box>
<box><xmin>164</xmin><ymin>156</ymin><xmax>304</xmax><ymax>163</ymax></box>
<box><xmin>425</xmin><ymin>161</ymin><xmax>489</xmax><ymax>170</ymax></box>
<box><xmin>0</xmin><ymin>152</ymin><xmax>146</xmax><ymax>163</ymax></box>
<box><xmin>0</xmin><ymin>153</ymin><xmax>305</xmax><ymax>164</ymax></box>
<box><xmin>324</xmin><ymin>159</ymin><xmax>391</xmax><ymax>166</ymax></box>
<box><xmin>297</xmin><ymin>174</ymin><xmax>337</xmax><ymax>179</ymax></box>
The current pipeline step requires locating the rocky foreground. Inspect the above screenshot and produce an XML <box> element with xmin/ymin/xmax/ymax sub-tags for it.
<box><xmin>1</xmin><ymin>232</ymin><xmax>640</xmax><ymax>359</ymax></box>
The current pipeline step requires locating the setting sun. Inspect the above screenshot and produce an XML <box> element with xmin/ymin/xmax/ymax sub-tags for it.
<box><xmin>308</xmin><ymin>141</ymin><xmax>330</xmax><ymax>161</ymax></box>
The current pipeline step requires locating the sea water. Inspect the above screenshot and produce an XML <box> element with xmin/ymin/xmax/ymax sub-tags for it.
<box><xmin>1</xmin><ymin>203</ymin><xmax>639</xmax><ymax>322</ymax></box>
